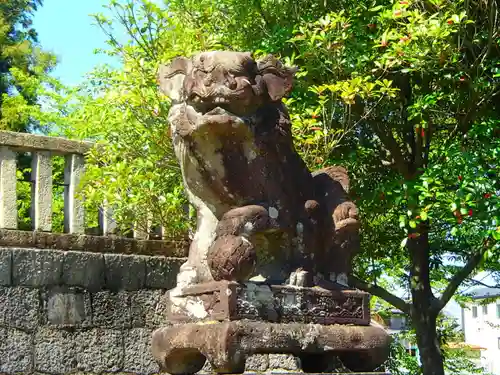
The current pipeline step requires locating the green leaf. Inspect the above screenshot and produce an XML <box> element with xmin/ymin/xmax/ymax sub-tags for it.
<box><xmin>400</xmin><ymin>238</ymin><xmax>408</xmax><ymax>248</ymax></box>
<box><xmin>409</xmin><ymin>220</ymin><xmax>417</xmax><ymax>228</ymax></box>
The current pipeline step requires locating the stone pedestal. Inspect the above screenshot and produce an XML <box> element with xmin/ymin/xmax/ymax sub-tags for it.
<box><xmin>152</xmin><ymin>320</ymin><xmax>389</xmax><ymax>374</ymax></box>
<box><xmin>167</xmin><ymin>281</ymin><xmax>370</xmax><ymax>325</ymax></box>
<box><xmin>152</xmin><ymin>282</ymin><xmax>390</xmax><ymax>374</ymax></box>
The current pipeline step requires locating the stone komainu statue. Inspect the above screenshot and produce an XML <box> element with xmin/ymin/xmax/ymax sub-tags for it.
<box><xmin>158</xmin><ymin>51</ymin><xmax>360</xmax><ymax>288</ymax></box>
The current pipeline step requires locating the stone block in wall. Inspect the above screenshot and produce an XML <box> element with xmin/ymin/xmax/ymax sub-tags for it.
<box><xmin>123</xmin><ymin>328</ymin><xmax>159</xmax><ymax>374</ymax></box>
<box><xmin>62</xmin><ymin>251</ymin><xmax>105</xmax><ymax>292</ymax></box>
<box><xmin>0</xmin><ymin>327</ymin><xmax>33</xmax><ymax>373</ymax></box>
<box><xmin>92</xmin><ymin>290</ymin><xmax>132</xmax><ymax>328</ymax></box>
<box><xmin>130</xmin><ymin>290</ymin><xmax>169</xmax><ymax>328</ymax></box>
<box><xmin>74</xmin><ymin>329</ymin><xmax>124</xmax><ymax>373</ymax></box>
<box><xmin>0</xmin><ymin>286</ymin><xmax>39</xmax><ymax>330</ymax></box>
<box><xmin>104</xmin><ymin>253</ymin><xmax>146</xmax><ymax>291</ymax></box>
<box><xmin>0</xmin><ymin>248</ymin><xmax>11</xmax><ymax>286</ymax></box>
<box><xmin>145</xmin><ymin>256</ymin><xmax>183</xmax><ymax>289</ymax></box>
<box><xmin>268</xmin><ymin>354</ymin><xmax>301</xmax><ymax>371</ymax></box>
<box><xmin>12</xmin><ymin>248</ymin><xmax>63</xmax><ymax>286</ymax></box>
<box><xmin>41</xmin><ymin>286</ymin><xmax>92</xmax><ymax>327</ymax></box>
<box><xmin>34</xmin><ymin>327</ymin><xmax>76</xmax><ymax>374</ymax></box>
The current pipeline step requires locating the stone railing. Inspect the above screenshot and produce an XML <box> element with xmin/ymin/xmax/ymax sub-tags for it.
<box><xmin>0</xmin><ymin>130</ymin><xmax>93</xmax><ymax>233</ymax></box>
<box><xmin>0</xmin><ymin>130</ymin><xmax>187</xmax><ymax>247</ymax></box>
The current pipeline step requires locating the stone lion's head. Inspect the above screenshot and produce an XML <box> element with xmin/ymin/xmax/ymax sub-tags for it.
<box><xmin>158</xmin><ymin>51</ymin><xmax>297</xmax><ymax>117</ymax></box>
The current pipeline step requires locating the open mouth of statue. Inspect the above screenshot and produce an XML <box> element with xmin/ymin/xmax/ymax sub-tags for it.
<box><xmin>189</xmin><ymin>96</ymin><xmax>233</xmax><ymax>115</ymax></box>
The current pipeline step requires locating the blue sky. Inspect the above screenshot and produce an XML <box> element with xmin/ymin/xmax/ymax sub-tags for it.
<box><xmin>32</xmin><ymin>0</ymin><xmax>121</xmax><ymax>86</ymax></box>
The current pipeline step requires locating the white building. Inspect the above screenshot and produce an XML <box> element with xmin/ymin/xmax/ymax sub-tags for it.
<box><xmin>462</xmin><ymin>287</ymin><xmax>500</xmax><ymax>374</ymax></box>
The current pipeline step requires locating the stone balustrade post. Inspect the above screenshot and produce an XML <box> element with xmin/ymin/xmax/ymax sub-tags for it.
<box><xmin>0</xmin><ymin>146</ymin><xmax>17</xmax><ymax>229</ymax></box>
<box><xmin>31</xmin><ymin>151</ymin><xmax>53</xmax><ymax>231</ymax></box>
<box><xmin>99</xmin><ymin>200</ymin><xmax>117</xmax><ymax>235</ymax></box>
<box><xmin>64</xmin><ymin>154</ymin><xmax>85</xmax><ymax>234</ymax></box>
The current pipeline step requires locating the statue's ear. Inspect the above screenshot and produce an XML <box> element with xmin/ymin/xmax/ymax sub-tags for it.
<box><xmin>157</xmin><ymin>56</ymin><xmax>192</xmax><ymax>102</ymax></box>
<box><xmin>257</xmin><ymin>55</ymin><xmax>297</xmax><ymax>101</ymax></box>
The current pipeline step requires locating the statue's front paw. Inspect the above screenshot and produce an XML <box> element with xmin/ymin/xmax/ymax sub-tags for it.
<box><xmin>207</xmin><ymin>235</ymin><xmax>257</xmax><ymax>282</ymax></box>
<box><xmin>334</xmin><ymin>202</ymin><xmax>360</xmax><ymax>234</ymax></box>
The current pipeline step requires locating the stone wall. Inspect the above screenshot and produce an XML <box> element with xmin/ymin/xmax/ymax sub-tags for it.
<box><xmin>0</xmin><ymin>246</ymin><xmax>183</xmax><ymax>375</ymax></box>
<box><xmin>0</xmin><ymin>247</ymin><xmax>304</xmax><ymax>375</ymax></box>
<box><xmin>0</xmin><ymin>246</ymin><xmax>306</xmax><ymax>375</ymax></box>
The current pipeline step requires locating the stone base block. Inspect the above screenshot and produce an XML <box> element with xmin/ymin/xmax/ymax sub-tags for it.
<box><xmin>151</xmin><ymin>320</ymin><xmax>390</xmax><ymax>374</ymax></box>
<box><xmin>169</xmin><ymin>281</ymin><xmax>370</xmax><ymax>325</ymax></box>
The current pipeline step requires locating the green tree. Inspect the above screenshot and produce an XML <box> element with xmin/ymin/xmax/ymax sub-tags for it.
<box><xmin>0</xmin><ymin>0</ymin><xmax>57</xmax><ymax>132</ymax></box>
<box><xmin>0</xmin><ymin>0</ymin><xmax>66</xmax><ymax>230</ymax></box>
<box><xmin>52</xmin><ymin>1</ymin><xmax>207</xmax><ymax>237</ymax></box>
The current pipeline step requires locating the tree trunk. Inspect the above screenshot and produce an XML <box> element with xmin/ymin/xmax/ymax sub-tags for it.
<box><xmin>408</xmin><ymin>223</ymin><xmax>445</xmax><ymax>375</ymax></box>
<box><xmin>413</xmin><ymin>309</ymin><xmax>445</xmax><ymax>375</ymax></box>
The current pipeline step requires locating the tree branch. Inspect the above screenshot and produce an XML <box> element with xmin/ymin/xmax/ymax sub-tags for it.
<box><xmin>466</xmin><ymin>277</ymin><xmax>498</xmax><ymax>289</ymax></box>
<box><xmin>373</xmin><ymin>125</ymin><xmax>411</xmax><ymax>179</ymax></box>
<box><xmin>349</xmin><ymin>275</ymin><xmax>411</xmax><ymax>314</ymax></box>
<box><xmin>438</xmin><ymin>248</ymin><xmax>488</xmax><ymax>310</ymax></box>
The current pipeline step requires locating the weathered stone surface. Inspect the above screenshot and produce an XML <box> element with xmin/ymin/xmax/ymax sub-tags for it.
<box><xmin>0</xmin><ymin>248</ymin><xmax>11</xmax><ymax>286</ymax></box>
<box><xmin>104</xmin><ymin>253</ymin><xmax>146</xmax><ymax>291</ymax></box>
<box><xmin>92</xmin><ymin>290</ymin><xmax>131</xmax><ymax>328</ymax></box>
<box><xmin>0</xmin><ymin>146</ymin><xmax>18</xmax><ymax>230</ymax></box>
<box><xmin>62</xmin><ymin>251</ymin><xmax>105</xmax><ymax>291</ymax></box>
<box><xmin>268</xmin><ymin>354</ymin><xmax>300</xmax><ymax>371</ymax></box>
<box><xmin>152</xmin><ymin>320</ymin><xmax>391</xmax><ymax>374</ymax></box>
<box><xmin>158</xmin><ymin>51</ymin><xmax>360</xmax><ymax>289</ymax></box>
<box><xmin>12</xmin><ymin>248</ymin><xmax>63</xmax><ymax>286</ymax></box>
<box><xmin>0</xmin><ymin>229</ymin><xmax>190</xmax><ymax>257</ymax></box>
<box><xmin>31</xmin><ymin>151</ymin><xmax>53</xmax><ymax>232</ymax></box>
<box><xmin>235</xmin><ymin>283</ymin><xmax>369</xmax><ymax>325</ymax></box>
<box><xmin>0</xmin><ymin>230</ymin><xmax>34</xmax><ymax>248</ymax></box>
<box><xmin>201</xmin><ymin>359</ymin><xmax>213</xmax><ymax>373</ymax></box>
<box><xmin>130</xmin><ymin>290</ymin><xmax>168</xmax><ymax>328</ymax></box>
<box><xmin>0</xmin><ymin>286</ymin><xmax>39</xmax><ymax>330</ymax></box>
<box><xmin>245</xmin><ymin>354</ymin><xmax>269</xmax><ymax>371</ymax></box>
<box><xmin>42</xmin><ymin>287</ymin><xmax>91</xmax><ymax>327</ymax></box>
<box><xmin>169</xmin><ymin>281</ymin><xmax>370</xmax><ymax>326</ymax></box>
<box><xmin>75</xmin><ymin>329</ymin><xmax>124</xmax><ymax>373</ymax></box>
<box><xmin>145</xmin><ymin>256</ymin><xmax>183</xmax><ymax>289</ymax></box>
<box><xmin>0</xmin><ymin>129</ymin><xmax>93</xmax><ymax>154</ymax></box>
<box><xmin>34</xmin><ymin>328</ymin><xmax>76</xmax><ymax>374</ymax></box>
<box><xmin>64</xmin><ymin>153</ymin><xmax>85</xmax><ymax>234</ymax></box>
<box><xmin>0</xmin><ymin>327</ymin><xmax>33</xmax><ymax>373</ymax></box>
<box><xmin>124</xmin><ymin>328</ymin><xmax>159</xmax><ymax>374</ymax></box>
